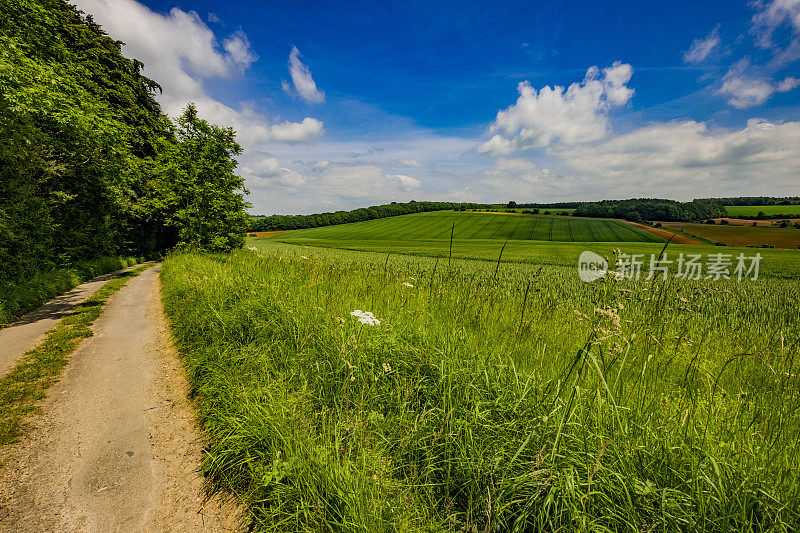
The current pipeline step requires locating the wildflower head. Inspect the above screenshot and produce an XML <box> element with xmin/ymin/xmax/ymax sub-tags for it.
<box><xmin>350</xmin><ymin>309</ymin><xmax>381</xmax><ymax>326</ymax></box>
<box><xmin>401</xmin><ymin>282</ymin><xmax>414</xmax><ymax>288</ymax></box>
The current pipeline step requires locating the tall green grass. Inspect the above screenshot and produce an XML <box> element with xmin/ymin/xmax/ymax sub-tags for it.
<box><xmin>0</xmin><ymin>255</ymin><xmax>145</xmax><ymax>327</ymax></box>
<box><xmin>162</xmin><ymin>245</ymin><xmax>800</xmax><ymax>531</ymax></box>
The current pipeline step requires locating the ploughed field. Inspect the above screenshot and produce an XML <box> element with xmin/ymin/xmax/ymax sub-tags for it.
<box><xmin>661</xmin><ymin>221</ymin><xmax>800</xmax><ymax>249</ymax></box>
<box><xmin>273</xmin><ymin>211</ymin><xmax>663</xmax><ymax>244</ymax></box>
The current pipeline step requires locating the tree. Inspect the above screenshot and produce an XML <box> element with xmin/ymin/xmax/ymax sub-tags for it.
<box><xmin>159</xmin><ymin>104</ymin><xmax>250</xmax><ymax>252</ymax></box>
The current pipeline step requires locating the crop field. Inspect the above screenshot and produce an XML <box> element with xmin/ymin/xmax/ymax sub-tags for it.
<box><xmin>661</xmin><ymin>221</ymin><xmax>800</xmax><ymax>249</ymax></box>
<box><xmin>725</xmin><ymin>205</ymin><xmax>800</xmax><ymax>216</ymax></box>
<box><xmin>161</xmin><ymin>240</ymin><xmax>800</xmax><ymax>531</ymax></box>
<box><xmin>274</xmin><ymin>211</ymin><xmax>662</xmax><ymax>243</ymax></box>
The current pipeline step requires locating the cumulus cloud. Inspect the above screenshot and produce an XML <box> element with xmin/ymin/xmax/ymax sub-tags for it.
<box><xmin>240</xmin><ymin>156</ymin><xmax>307</xmax><ymax>188</ymax></box>
<box><xmin>683</xmin><ymin>25</ymin><xmax>721</xmax><ymax>63</ymax></box>
<box><xmin>385</xmin><ymin>174</ymin><xmax>422</xmax><ymax>191</ymax></box>
<box><xmin>72</xmin><ymin>0</ymin><xmax>252</xmax><ymax>113</ymax></box>
<box><xmin>477</xmin><ymin>62</ymin><xmax>634</xmax><ymax>155</ymax></box>
<box><xmin>71</xmin><ymin>0</ymin><xmax>324</xmax><ymax>151</ymax></box>
<box><xmin>267</xmin><ymin>118</ymin><xmax>325</xmax><ymax>143</ymax></box>
<box><xmin>286</xmin><ymin>46</ymin><xmax>326</xmax><ymax>104</ymax></box>
<box><xmin>719</xmin><ymin>58</ymin><xmax>800</xmax><ymax>108</ymax></box>
<box><xmin>553</xmin><ymin>119</ymin><xmax>800</xmax><ymax>197</ymax></box>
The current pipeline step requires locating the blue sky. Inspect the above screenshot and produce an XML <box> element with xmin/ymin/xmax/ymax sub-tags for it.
<box><xmin>73</xmin><ymin>0</ymin><xmax>800</xmax><ymax>214</ymax></box>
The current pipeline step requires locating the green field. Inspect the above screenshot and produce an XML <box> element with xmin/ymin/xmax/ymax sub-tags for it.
<box><xmin>162</xmin><ymin>241</ymin><xmax>800</xmax><ymax>530</ymax></box>
<box><xmin>273</xmin><ymin>211</ymin><xmax>662</xmax><ymax>243</ymax></box>
<box><xmin>724</xmin><ymin>204</ymin><xmax>800</xmax><ymax>216</ymax></box>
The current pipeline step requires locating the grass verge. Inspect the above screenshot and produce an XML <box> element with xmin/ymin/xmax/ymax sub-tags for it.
<box><xmin>0</xmin><ymin>255</ymin><xmax>148</xmax><ymax>328</ymax></box>
<box><xmin>0</xmin><ymin>265</ymin><xmax>150</xmax><ymax>447</ymax></box>
<box><xmin>162</xmin><ymin>247</ymin><xmax>800</xmax><ymax>531</ymax></box>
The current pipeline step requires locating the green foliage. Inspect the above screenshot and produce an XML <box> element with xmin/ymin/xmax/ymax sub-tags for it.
<box><xmin>0</xmin><ymin>0</ymin><xmax>249</xmax><ymax>285</ymax></box>
<box><xmin>575</xmin><ymin>199</ymin><xmax>727</xmax><ymax>222</ymax></box>
<box><xmin>0</xmin><ymin>255</ymin><xmax>143</xmax><ymax>327</ymax></box>
<box><xmin>157</xmin><ymin>105</ymin><xmax>250</xmax><ymax>252</ymax></box>
<box><xmin>161</xmin><ymin>246</ymin><xmax>800</xmax><ymax>531</ymax></box>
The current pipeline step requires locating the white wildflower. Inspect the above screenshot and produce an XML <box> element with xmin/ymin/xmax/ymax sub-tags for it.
<box><xmin>300</xmin><ymin>255</ymin><xmax>309</xmax><ymax>260</ymax></box>
<box><xmin>350</xmin><ymin>310</ymin><xmax>381</xmax><ymax>326</ymax></box>
<box><xmin>247</xmin><ymin>246</ymin><xmax>258</xmax><ymax>251</ymax></box>
<box><xmin>401</xmin><ymin>282</ymin><xmax>414</xmax><ymax>288</ymax></box>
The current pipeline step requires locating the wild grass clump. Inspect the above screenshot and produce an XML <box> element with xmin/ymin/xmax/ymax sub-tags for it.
<box><xmin>161</xmin><ymin>247</ymin><xmax>800</xmax><ymax>531</ymax></box>
<box><xmin>0</xmin><ymin>255</ymin><xmax>145</xmax><ymax>327</ymax></box>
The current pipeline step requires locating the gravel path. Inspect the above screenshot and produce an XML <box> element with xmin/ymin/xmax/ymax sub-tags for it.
<box><xmin>0</xmin><ymin>265</ymin><xmax>241</xmax><ymax>532</ymax></box>
<box><xmin>0</xmin><ymin>266</ymin><xmax>141</xmax><ymax>377</ymax></box>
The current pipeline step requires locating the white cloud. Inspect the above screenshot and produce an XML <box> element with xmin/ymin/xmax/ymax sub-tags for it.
<box><xmin>552</xmin><ymin>119</ymin><xmax>800</xmax><ymax>198</ymax></box>
<box><xmin>240</xmin><ymin>157</ymin><xmax>307</xmax><ymax>188</ymax></box>
<box><xmin>399</xmin><ymin>158</ymin><xmax>426</xmax><ymax>167</ymax></box>
<box><xmin>223</xmin><ymin>31</ymin><xmax>258</xmax><ymax>68</ymax></box>
<box><xmin>751</xmin><ymin>0</ymin><xmax>800</xmax><ymax>67</ymax></box>
<box><xmin>385</xmin><ymin>174</ymin><xmax>422</xmax><ymax>191</ymax></box>
<box><xmin>777</xmin><ymin>75</ymin><xmax>800</xmax><ymax>91</ymax></box>
<box><xmin>719</xmin><ymin>61</ymin><xmax>775</xmax><ymax>108</ymax></box>
<box><xmin>267</xmin><ymin>118</ymin><xmax>325</xmax><ymax>143</ymax></box>
<box><xmin>751</xmin><ymin>0</ymin><xmax>800</xmax><ymax>48</ymax></box>
<box><xmin>71</xmin><ymin>0</ymin><xmax>324</xmax><ymax>151</ymax></box>
<box><xmin>477</xmin><ymin>62</ymin><xmax>634</xmax><ymax>155</ymax></box>
<box><xmin>683</xmin><ymin>26</ymin><xmax>721</xmax><ymax>64</ymax></box>
<box><xmin>286</xmin><ymin>46</ymin><xmax>326</xmax><ymax>104</ymax></box>
<box><xmin>718</xmin><ymin>59</ymin><xmax>799</xmax><ymax>108</ymax></box>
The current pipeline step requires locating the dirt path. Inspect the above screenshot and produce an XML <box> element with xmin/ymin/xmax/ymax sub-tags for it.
<box><xmin>0</xmin><ymin>265</ymin><xmax>142</xmax><ymax>378</ymax></box>
<box><xmin>0</xmin><ymin>265</ymin><xmax>242</xmax><ymax>532</ymax></box>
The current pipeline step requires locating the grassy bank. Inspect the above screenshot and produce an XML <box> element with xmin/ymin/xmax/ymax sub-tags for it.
<box><xmin>0</xmin><ymin>256</ymin><xmax>146</xmax><ymax>328</ymax></box>
<box><xmin>162</xmin><ymin>245</ymin><xmax>800</xmax><ymax>531</ymax></box>
<box><xmin>0</xmin><ymin>265</ymin><xmax>150</xmax><ymax>447</ymax></box>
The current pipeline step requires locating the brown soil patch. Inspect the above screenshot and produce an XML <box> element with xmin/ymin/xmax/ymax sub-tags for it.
<box><xmin>660</xmin><ymin>221</ymin><xmax>800</xmax><ymax>249</ymax></box>
<box><xmin>624</xmin><ymin>221</ymin><xmax>703</xmax><ymax>245</ymax></box>
<box><xmin>713</xmin><ymin>218</ymin><xmax>800</xmax><ymax>227</ymax></box>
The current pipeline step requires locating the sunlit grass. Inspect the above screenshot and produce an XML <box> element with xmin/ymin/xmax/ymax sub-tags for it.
<box><xmin>162</xmin><ymin>244</ymin><xmax>800</xmax><ymax>531</ymax></box>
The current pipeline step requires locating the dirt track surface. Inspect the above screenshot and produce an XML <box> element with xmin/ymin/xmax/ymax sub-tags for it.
<box><xmin>0</xmin><ymin>265</ymin><xmax>143</xmax><ymax>378</ymax></box>
<box><xmin>0</xmin><ymin>265</ymin><xmax>241</xmax><ymax>532</ymax></box>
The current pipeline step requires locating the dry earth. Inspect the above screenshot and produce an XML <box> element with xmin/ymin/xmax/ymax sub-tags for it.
<box><xmin>0</xmin><ymin>266</ymin><xmax>242</xmax><ymax>532</ymax></box>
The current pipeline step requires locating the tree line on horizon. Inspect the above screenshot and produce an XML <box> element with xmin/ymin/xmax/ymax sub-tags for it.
<box><xmin>0</xmin><ymin>0</ymin><xmax>249</xmax><ymax>283</ymax></box>
<box><xmin>251</xmin><ymin>197</ymin><xmax>782</xmax><ymax>232</ymax></box>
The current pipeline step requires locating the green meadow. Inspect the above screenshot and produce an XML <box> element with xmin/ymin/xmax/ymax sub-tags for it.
<box><xmin>160</xmin><ymin>209</ymin><xmax>800</xmax><ymax>530</ymax></box>
<box><xmin>274</xmin><ymin>211</ymin><xmax>662</xmax><ymax>243</ymax></box>
<box><xmin>724</xmin><ymin>205</ymin><xmax>800</xmax><ymax>217</ymax></box>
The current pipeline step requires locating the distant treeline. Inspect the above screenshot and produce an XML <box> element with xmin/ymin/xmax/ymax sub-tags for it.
<box><xmin>1</xmin><ymin>0</ymin><xmax>249</xmax><ymax>282</ymax></box>
<box><xmin>506</xmin><ymin>201</ymin><xmax>584</xmax><ymax>209</ymax></box>
<box><xmin>250</xmin><ymin>202</ymin><xmax>493</xmax><ymax>231</ymax></box>
<box><xmin>574</xmin><ymin>199</ymin><xmax>727</xmax><ymax>222</ymax></box>
<box><xmin>695</xmin><ymin>196</ymin><xmax>800</xmax><ymax>206</ymax></box>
